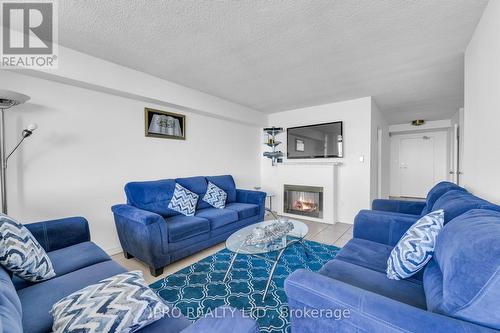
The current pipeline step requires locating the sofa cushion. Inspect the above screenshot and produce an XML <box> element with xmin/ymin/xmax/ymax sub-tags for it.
<box><xmin>423</xmin><ymin>258</ymin><xmax>444</xmax><ymax>312</ymax></box>
<box><xmin>432</xmin><ymin>190</ymin><xmax>500</xmax><ymax>223</ymax></box>
<box><xmin>421</xmin><ymin>181</ymin><xmax>467</xmax><ymax>216</ymax></box>
<box><xmin>359</xmin><ymin>209</ymin><xmax>420</xmax><ymax>220</ymax></box>
<box><xmin>13</xmin><ymin>241</ymin><xmax>111</xmax><ymax>290</ymax></box>
<box><xmin>336</xmin><ymin>238</ymin><xmax>424</xmax><ymax>283</ymax></box>
<box><xmin>335</xmin><ymin>239</ymin><xmax>392</xmax><ymax>273</ymax></box>
<box><xmin>166</xmin><ymin>215</ymin><xmax>210</xmax><ymax>243</ymax></box>
<box><xmin>0</xmin><ymin>266</ymin><xmax>23</xmax><ymax>333</ymax></box>
<box><xmin>225</xmin><ymin>203</ymin><xmax>259</xmax><ymax>219</ymax></box>
<box><xmin>432</xmin><ymin>209</ymin><xmax>500</xmax><ymax>329</ymax></box>
<box><xmin>18</xmin><ymin>260</ymin><xmax>127</xmax><ymax>333</ymax></box>
<box><xmin>206</xmin><ymin>175</ymin><xmax>237</xmax><ymax>203</ymax></box>
<box><xmin>125</xmin><ymin>179</ymin><xmax>179</xmax><ymax>217</ymax></box>
<box><xmin>176</xmin><ymin>176</ymin><xmax>211</xmax><ymax>210</ymax></box>
<box><xmin>168</xmin><ymin>183</ymin><xmax>199</xmax><ymax>216</ymax></box>
<box><xmin>196</xmin><ymin>208</ymin><xmax>238</xmax><ymax>230</ymax></box>
<box><xmin>387</xmin><ymin>210</ymin><xmax>444</xmax><ymax>280</ymax></box>
<box><xmin>51</xmin><ymin>270</ymin><xmax>168</xmax><ymax>333</ymax></box>
<box><xmin>0</xmin><ymin>214</ymin><xmax>55</xmax><ymax>282</ymax></box>
<box><xmin>319</xmin><ymin>259</ymin><xmax>426</xmax><ymax>309</ymax></box>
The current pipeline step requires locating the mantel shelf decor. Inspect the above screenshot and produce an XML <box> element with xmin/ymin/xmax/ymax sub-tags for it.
<box><xmin>263</xmin><ymin>126</ymin><xmax>283</xmax><ymax>166</ymax></box>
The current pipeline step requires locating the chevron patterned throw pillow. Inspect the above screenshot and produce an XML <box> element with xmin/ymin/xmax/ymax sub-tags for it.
<box><xmin>168</xmin><ymin>183</ymin><xmax>199</xmax><ymax>216</ymax></box>
<box><xmin>51</xmin><ymin>270</ymin><xmax>169</xmax><ymax>333</ymax></box>
<box><xmin>0</xmin><ymin>213</ymin><xmax>55</xmax><ymax>282</ymax></box>
<box><xmin>387</xmin><ymin>209</ymin><xmax>444</xmax><ymax>280</ymax></box>
<box><xmin>202</xmin><ymin>182</ymin><xmax>227</xmax><ymax>209</ymax></box>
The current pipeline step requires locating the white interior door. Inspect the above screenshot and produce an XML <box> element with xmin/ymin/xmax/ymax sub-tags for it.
<box><xmin>399</xmin><ymin>136</ymin><xmax>435</xmax><ymax>197</ymax></box>
<box><xmin>390</xmin><ymin>131</ymin><xmax>448</xmax><ymax>198</ymax></box>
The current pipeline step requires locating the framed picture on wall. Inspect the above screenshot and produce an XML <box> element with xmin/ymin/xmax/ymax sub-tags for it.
<box><xmin>295</xmin><ymin>138</ymin><xmax>305</xmax><ymax>151</ymax></box>
<box><xmin>145</xmin><ymin>108</ymin><xmax>186</xmax><ymax>140</ymax></box>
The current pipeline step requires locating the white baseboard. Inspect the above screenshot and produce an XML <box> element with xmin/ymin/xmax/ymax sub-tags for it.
<box><xmin>105</xmin><ymin>246</ymin><xmax>123</xmax><ymax>256</ymax></box>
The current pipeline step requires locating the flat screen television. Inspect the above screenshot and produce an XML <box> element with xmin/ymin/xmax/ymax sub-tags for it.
<box><xmin>287</xmin><ymin>121</ymin><xmax>343</xmax><ymax>159</ymax></box>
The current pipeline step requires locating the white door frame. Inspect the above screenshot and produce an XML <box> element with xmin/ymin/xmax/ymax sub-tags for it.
<box><xmin>377</xmin><ymin>127</ymin><xmax>383</xmax><ymax>198</ymax></box>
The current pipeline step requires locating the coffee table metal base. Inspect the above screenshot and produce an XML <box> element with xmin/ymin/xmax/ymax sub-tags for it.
<box><xmin>223</xmin><ymin>239</ymin><xmax>310</xmax><ymax>301</ymax></box>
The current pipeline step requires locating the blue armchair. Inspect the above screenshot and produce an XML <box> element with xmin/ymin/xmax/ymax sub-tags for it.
<box><xmin>1</xmin><ymin>216</ymin><xmax>259</xmax><ymax>333</ymax></box>
<box><xmin>112</xmin><ymin>175</ymin><xmax>266</xmax><ymax>276</ymax></box>
<box><xmin>285</xmin><ymin>189</ymin><xmax>500</xmax><ymax>332</ymax></box>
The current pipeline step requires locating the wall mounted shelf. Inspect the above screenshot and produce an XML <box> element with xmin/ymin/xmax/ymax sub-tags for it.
<box><xmin>263</xmin><ymin>127</ymin><xmax>283</xmax><ymax>166</ymax></box>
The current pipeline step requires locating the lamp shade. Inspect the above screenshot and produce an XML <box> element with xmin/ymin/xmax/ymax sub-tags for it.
<box><xmin>0</xmin><ymin>90</ymin><xmax>30</xmax><ymax>108</ymax></box>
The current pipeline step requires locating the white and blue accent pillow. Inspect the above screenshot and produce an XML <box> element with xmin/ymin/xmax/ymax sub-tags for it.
<box><xmin>168</xmin><ymin>183</ymin><xmax>199</xmax><ymax>216</ymax></box>
<box><xmin>387</xmin><ymin>209</ymin><xmax>444</xmax><ymax>280</ymax></box>
<box><xmin>0</xmin><ymin>213</ymin><xmax>55</xmax><ymax>282</ymax></box>
<box><xmin>203</xmin><ymin>182</ymin><xmax>227</xmax><ymax>209</ymax></box>
<box><xmin>50</xmin><ymin>270</ymin><xmax>169</xmax><ymax>333</ymax></box>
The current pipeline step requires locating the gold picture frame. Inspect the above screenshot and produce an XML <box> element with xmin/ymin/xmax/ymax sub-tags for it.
<box><xmin>144</xmin><ymin>108</ymin><xmax>186</xmax><ymax>140</ymax></box>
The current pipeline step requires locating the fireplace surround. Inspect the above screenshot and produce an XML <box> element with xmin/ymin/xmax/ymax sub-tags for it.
<box><xmin>283</xmin><ymin>184</ymin><xmax>324</xmax><ymax>218</ymax></box>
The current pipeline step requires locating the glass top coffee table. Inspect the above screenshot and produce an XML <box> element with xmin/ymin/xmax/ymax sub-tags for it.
<box><xmin>224</xmin><ymin>216</ymin><xmax>309</xmax><ymax>300</ymax></box>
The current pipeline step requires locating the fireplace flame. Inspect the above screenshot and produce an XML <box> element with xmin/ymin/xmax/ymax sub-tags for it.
<box><xmin>293</xmin><ymin>197</ymin><xmax>318</xmax><ymax>212</ymax></box>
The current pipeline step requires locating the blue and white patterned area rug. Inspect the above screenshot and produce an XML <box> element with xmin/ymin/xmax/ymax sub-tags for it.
<box><xmin>150</xmin><ymin>240</ymin><xmax>340</xmax><ymax>333</ymax></box>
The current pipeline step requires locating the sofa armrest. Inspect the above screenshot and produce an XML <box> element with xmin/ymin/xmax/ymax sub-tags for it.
<box><xmin>181</xmin><ymin>307</ymin><xmax>259</xmax><ymax>333</ymax></box>
<box><xmin>25</xmin><ymin>216</ymin><xmax>90</xmax><ymax>252</ymax></box>
<box><xmin>285</xmin><ymin>270</ymin><xmax>497</xmax><ymax>333</ymax></box>
<box><xmin>372</xmin><ymin>199</ymin><xmax>426</xmax><ymax>215</ymax></box>
<box><xmin>236</xmin><ymin>189</ymin><xmax>266</xmax><ymax>219</ymax></box>
<box><xmin>353</xmin><ymin>210</ymin><xmax>416</xmax><ymax>246</ymax></box>
<box><xmin>111</xmin><ymin>205</ymin><xmax>169</xmax><ymax>269</ymax></box>
<box><xmin>112</xmin><ymin>204</ymin><xmax>165</xmax><ymax>226</ymax></box>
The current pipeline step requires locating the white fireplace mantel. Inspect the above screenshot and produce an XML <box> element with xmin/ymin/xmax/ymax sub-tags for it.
<box><xmin>261</xmin><ymin>161</ymin><xmax>341</xmax><ymax>224</ymax></box>
<box><xmin>279</xmin><ymin>161</ymin><xmax>343</xmax><ymax>166</ymax></box>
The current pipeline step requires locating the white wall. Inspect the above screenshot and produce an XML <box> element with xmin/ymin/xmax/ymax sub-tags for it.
<box><xmin>463</xmin><ymin>0</ymin><xmax>500</xmax><ymax>203</ymax></box>
<box><xmin>370</xmin><ymin>100</ymin><xmax>390</xmax><ymax>200</ymax></box>
<box><xmin>261</xmin><ymin>97</ymin><xmax>376</xmax><ymax>224</ymax></box>
<box><xmin>0</xmin><ymin>70</ymin><xmax>262</xmax><ymax>254</ymax></box>
<box><xmin>15</xmin><ymin>44</ymin><xmax>266</xmax><ymax>126</ymax></box>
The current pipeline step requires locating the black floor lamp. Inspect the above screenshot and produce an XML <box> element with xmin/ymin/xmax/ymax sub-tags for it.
<box><xmin>0</xmin><ymin>90</ymin><xmax>36</xmax><ymax>215</ymax></box>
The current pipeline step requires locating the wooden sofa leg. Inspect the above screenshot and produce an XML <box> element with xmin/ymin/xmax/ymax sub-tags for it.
<box><xmin>150</xmin><ymin>266</ymin><xmax>164</xmax><ymax>277</ymax></box>
<box><xmin>124</xmin><ymin>252</ymin><xmax>134</xmax><ymax>259</ymax></box>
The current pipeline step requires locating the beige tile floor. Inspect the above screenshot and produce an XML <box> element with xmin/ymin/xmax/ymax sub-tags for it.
<box><xmin>112</xmin><ymin>219</ymin><xmax>353</xmax><ymax>284</ymax></box>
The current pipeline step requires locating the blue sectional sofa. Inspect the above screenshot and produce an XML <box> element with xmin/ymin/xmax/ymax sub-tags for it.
<box><xmin>353</xmin><ymin>181</ymin><xmax>499</xmax><ymax>246</ymax></box>
<box><xmin>112</xmin><ymin>175</ymin><xmax>266</xmax><ymax>276</ymax></box>
<box><xmin>0</xmin><ymin>216</ymin><xmax>259</xmax><ymax>333</ymax></box>
<box><xmin>285</xmin><ymin>186</ymin><xmax>500</xmax><ymax>332</ymax></box>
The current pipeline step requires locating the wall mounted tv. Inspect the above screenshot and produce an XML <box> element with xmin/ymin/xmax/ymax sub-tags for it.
<box><xmin>287</xmin><ymin>121</ymin><xmax>343</xmax><ymax>159</ymax></box>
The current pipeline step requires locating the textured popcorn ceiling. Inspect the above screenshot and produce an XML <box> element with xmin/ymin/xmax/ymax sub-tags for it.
<box><xmin>58</xmin><ymin>0</ymin><xmax>488</xmax><ymax>123</ymax></box>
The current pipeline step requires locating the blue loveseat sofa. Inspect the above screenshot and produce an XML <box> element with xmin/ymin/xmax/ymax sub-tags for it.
<box><xmin>285</xmin><ymin>185</ymin><xmax>500</xmax><ymax>332</ymax></box>
<box><xmin>112</xmin><ymin>175</ymin><xmax>266</xmax><ymax>276</ymax></box>
<box><xmin>0</xmin><ymin>216</ymin><xmax>259</xmax><ymax>333</ymax></box>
